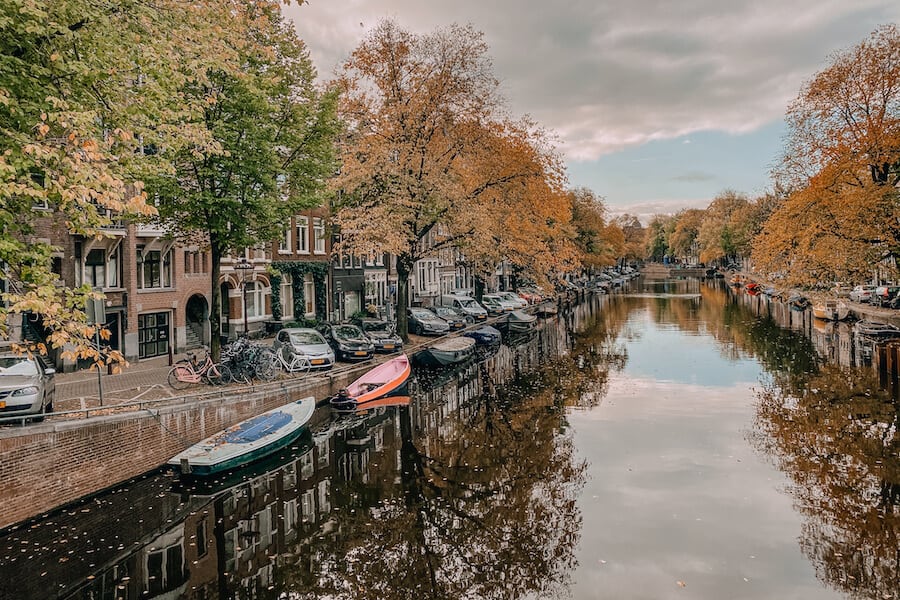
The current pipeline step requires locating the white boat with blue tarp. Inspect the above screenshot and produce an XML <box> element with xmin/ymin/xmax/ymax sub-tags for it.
<box><xmin>168</xmin><ymin>396</ymin><xmax>316</xmax><ymax>476</ymax></box>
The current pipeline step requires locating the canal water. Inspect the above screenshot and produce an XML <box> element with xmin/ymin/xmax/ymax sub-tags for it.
<box><xmin>1</xmin><ymin>277</ymin><xmax>898</xmax><ymax>600</ymax></box>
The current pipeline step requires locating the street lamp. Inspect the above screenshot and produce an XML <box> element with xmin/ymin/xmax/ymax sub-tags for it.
<box><xmin>234</xmin><ymin>258</ymin><xmax>254</xmax><ymax>335</ymax></box>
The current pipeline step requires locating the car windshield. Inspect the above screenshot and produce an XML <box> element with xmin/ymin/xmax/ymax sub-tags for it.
<box><xmin>433</xmin><ymin>307</ymin><xmax>458</xmax><ymax>318</ymax></box>
<box><xmin>335</xmin><ymin>326</ymin><xmax>363</xmax><ymax>339</ymax></box>
<box><xmin>362</xmin><ymin>321</ymin><xmax>391</xmax><ymax>332</ymax></box>
<box><xmin>289</xmin><ymin>331</ymin><xmax>324</xmax><ymax>345</ymax></box>
<box><xmin>0</xmin><ymin>356</ymin><xmax>38</xmax><ymax>375</ymax></box>
<box><xmin>410</xmin><ymin>309</ymin><xmax>432</xmax><ymax>318</ymax></box>
<box><xmin>457</xmin><ymin>298</ymin><xmax>479</xmax><ymax>309</ymax></box>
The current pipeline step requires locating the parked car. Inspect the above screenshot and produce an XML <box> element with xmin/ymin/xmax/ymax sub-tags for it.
<box><xmin>407</xmin><ymin>307</ymin><xmax>450</xmax><ymax>336</ymax></box>
<box><xmin>481</xmin><ymin>293</ymin><xmax>517</xmax><ymax>315</ymax></box>
<box><xmin>439</xmin><ymin>294</ymin><xmax>488</xmax><ymax>322</ymax></box>
<box><xmin>272</xmin><ymin>327</ymin><xmax>335</xmax><ymax>370</ymax></box>
<box><xmin>352</xmin><ymin>317</ymin><xmax>404</xmax><ymax>353</ymax></box>
<box><xmin>0</xmin><ymin>351</ymin><xmax>56</xmax><ymax>420</ymax></box>
<box><xmin>849</xmin><ymin>285</ymin><xmax>876</xmax><ymax>303</ymax></box>
<box><xmin>872</xmin><ymin>285</ymin><xmax>900</xmax><ymax>307</ymax></box>
<box><xmin>429</xmin><ymin>305</ymin><xmax>467</xmax><ymax>330</ymax></box>
<box><xmin>316</xmin><ymin>323</ymin><xmax>375</xmax><ymax>361</ymax></box>
<box><xmin>496</xmin><ymin>291</ymin><xmax>528</xmax><ymax>309</ymax></box>
<box><xmin>517</xmin><ymin>287</ymin><xmax>544</xmax><ymax>304</ymax></box>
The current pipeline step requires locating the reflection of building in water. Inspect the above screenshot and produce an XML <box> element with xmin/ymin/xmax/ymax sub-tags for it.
<box><xmin>6</xmin><ymin>313</ymin><xmax>569</xmax><ymax>600</ymax></box>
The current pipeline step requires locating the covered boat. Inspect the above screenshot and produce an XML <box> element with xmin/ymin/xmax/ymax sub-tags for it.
<box><xmin>812</xmin><ymin>300</ymin><xmax>850</xmax><ymax>321</ymax></box>
<box><xmin>329</xmin><ymin>354</ymin><xmax>411</xmax><ymax>409</ymax></box>
<box><xmin>506</xmin><ymin>309</ymin><xmax>537</xmax><ymax>333</ymax></box>
<box><xmin>854</xmin><ymin>320</ymin><xmax>900</xmax><ymax>339</ymax></box>
<box><xmin>413</xmin><ymin>336</ymin><xmax>476</xmax><ymax>368</ymax></box>
<box><xmin>462</xmin><ymin>325</ymin><xmax>502</xmax><ymax>346</ymax></box>
<box><xmin>168</xmin><ymin>397</ymin><xmax>316</xmax><ymax>476</ymax></box>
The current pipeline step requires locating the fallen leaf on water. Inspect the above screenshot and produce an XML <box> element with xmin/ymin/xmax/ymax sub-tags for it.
<box><xmin>677</xmin><ymin>581</ymin><xmax>686</xmax><ymax>588</ymax></box>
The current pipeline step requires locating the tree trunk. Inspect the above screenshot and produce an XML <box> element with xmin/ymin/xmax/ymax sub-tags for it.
<box><xmin>209</xmin><ymin>237</ymin><xmax>223</xmax><ymax>361</ymax></box>
<box><xmin>396</xmin><ymin>254</ymin><xmax>413</xmax><ymax>342</ymax></box>
<box><xmin>474</xmin><ymin>276</ymin><xmax>485</xmax><ymax>302</ymax></box>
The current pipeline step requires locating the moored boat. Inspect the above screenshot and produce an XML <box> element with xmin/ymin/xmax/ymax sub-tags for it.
<box><xmin>413</xmin><ymin>336</ymin><xmax>476</xmax><ymax>368</ymax></box>
<box><xmin>168</xmin><ymin>396</ymin><xmax>316</xmax><ymax>476</ymax></box>
<box><xmin>854</xmin><ymin>320</ymin><xmax>900</xmax><ymax>339</ymax></box>
<box><xmin>506</xmin><ymin>309</ymin><xmax>537</xmax><ymax>333</ymax></box>
<box><xmin>329</xmin><ymin>354</ymin><xmax>411</xmax><ymax>409</ymax></box>
<box><xmin>812</xmin><ymin>300</ymin><xmax>850</xmax><ymax>321</ymax></box>
<box><xmin>462</xmin><ymin>325</ymin><xmax>502</xmax><ymax>346</ymax></box>
<box><xmin>787</xmin><ymin>293</ymin><xmax>811</xmax><ymax>311</ymax></box>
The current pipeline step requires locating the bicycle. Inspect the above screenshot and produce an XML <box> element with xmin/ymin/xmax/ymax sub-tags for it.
<box><xmin>221</xmin><ymin>337</ymin><xmax>277</xmax><ymax>384</ymax></box>
<box><xmin>167</xmin><ymin>348</ymin><xmax>232</xmax><ymax>390</ymax></box>
<box><xmin>273</xmin><ymin>346</ymin><xmax>311</xmax><ymax>376</ymax></box>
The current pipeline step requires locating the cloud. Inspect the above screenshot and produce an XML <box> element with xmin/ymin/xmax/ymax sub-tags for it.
<box><xmin>286</xmin><ymin>0</ymin><xmax>900</xmax><ymax>163</ymax></box>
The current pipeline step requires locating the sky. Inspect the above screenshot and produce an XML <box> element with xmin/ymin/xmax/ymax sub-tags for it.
<box><xmin>285</xmin><ymin>1</ymin><xmax>900</xmax><ymax>220</ymax></box>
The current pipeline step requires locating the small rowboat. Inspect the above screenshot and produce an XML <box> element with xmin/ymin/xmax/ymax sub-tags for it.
<box><xmin>854</xmin><ymin>320</ymin><xmax>900</xmax><ymax>339</ymax></box>
<box><xmin>506</xmin><ymin>309</ymin><xmax>537</xmax><ymax>332</ymax></box>
<box><xmin>812</xmin><ymin>300</ymin><xmax>850</xmax><ymax>321</ymax></box>
<box><xmin>168</xmin><ymin>396</ymin><xmax>315</xmax><ymax>476</ymax></box>
<box><xmin>413</xmin><ymin>337</ymin><xmax>476</xmax><ymax>368</ymax></box>
<box><xmin>330</xmin><ymin>354</ymin><xmax>411</xmax><ymax>409</ymax></box>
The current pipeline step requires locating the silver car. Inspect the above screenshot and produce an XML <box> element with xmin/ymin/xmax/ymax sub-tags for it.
<box><xmin>0</xmin><ymin>352</ymin><xmax>56</xmax><ymax>419</ymax></box>
<box><xmin>273</xmin><ymin>328</ymin><xmax>335</xmax><ymax>370</ymax></box>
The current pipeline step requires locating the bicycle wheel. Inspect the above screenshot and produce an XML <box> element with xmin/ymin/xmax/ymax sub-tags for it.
<box><xmin>205</xmin><ymin>363</ymin><xmax>232</xmax><ymax>386</ymax></box>
<box><xmin>290</xmin><ymin>357</ymin><xmax>311</xmax><ymax>376</ymax></box>
<box><xmin>255</xmin><ymin>350</ymin><xmax>278</xmax><ymax>382</ymax></box>
<box><xmin>167</xmin><ymin>366</ymin><xmax>192</xmax><ymax>390</ymax></box>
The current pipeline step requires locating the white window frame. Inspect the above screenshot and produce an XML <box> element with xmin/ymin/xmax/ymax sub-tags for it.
<box><xmin>313</xmin><ymin>218</ymin><xmax>325</xmax><ymax>254</ymax></box>
<box><xmin>297</xmin><ymin>216</ymin><xmax>309</xmax><ymax>254</ymax></box>
<box><xmin>281</xmin><ymin>274</ymin><xmax>293</xmax><ymax>319</ymax></box>
<box><xmin>304</xmin><ymin>273</ymin><xmax>315</xmax><ymax>317</ymax></box>
<box><xmin>278</xmin><ymin>226</ymin><xmax>292</xmax><ymax>254</ymax></box>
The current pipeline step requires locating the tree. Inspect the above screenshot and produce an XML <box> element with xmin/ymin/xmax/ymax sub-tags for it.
<box><xmin>569</xmin><ymin>188</ymin><xmax>621</xmax><ymax>269</ymax></box>
<box><xmin>0</xmin><ymin>0</ymin><xmax>248</xmax><ymax>365</ymax></box>
<box><xmin>755</xmin><ymin>24</ymin><xmax>900</xmax><ymax>283</ymax></box>
<box><xmin>697</xmin><ymin>190</ymin><xmax>749</xmax><ymax>264</ymax></box>
<box><xmin>669</xmin><ymin>209</ymin><xmax>704</xmax><ymax>261</ymax></box>
<box><xmin>612</xmin><ymin>214</ymin><xmax>646</xmax><ymax>264</ymax></box>
<box><xmin>332</xmin><ymin>21</ymin><xmax>569</xmax><ymax>338</ymax></box>
<box><xmin>149</xmin><ymin>2</ymin><xmax>339</xmax><ymax>359</ymax></box>
<box><xmin>644</xmin><ymin>214</ymin><xmax>674</xmax><ymax>262</ymax></box>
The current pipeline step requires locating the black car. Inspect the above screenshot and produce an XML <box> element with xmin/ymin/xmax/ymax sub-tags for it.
<box><xmin>352</xmin><ymin>318</ymin><xmax>404</xmax><ymax>353</ymax></box>
<box><xmin>316</xmin><ymin>323</ymin><xmax>375</xmax><ymax>361</ymax></box>
<box><xmin>407</xmin><ymin>307</ymin><xmax>450</xmax><ymax>336</ymax></box>
<box><xmin>429</xmin><ymin>305</ymin><xmax>467</xmax><ymax>330</ymax></box>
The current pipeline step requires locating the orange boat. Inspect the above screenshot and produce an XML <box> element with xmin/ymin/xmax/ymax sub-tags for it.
<box><xmin>329</xmin><ymin>354</ymin><xmax>411</xmax><ymax>409</ymax></box>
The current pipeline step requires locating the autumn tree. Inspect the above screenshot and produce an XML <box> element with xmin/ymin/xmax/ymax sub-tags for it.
<box><xmin>697</xmin><ymin>190</ymin><xmax>749</xmax><ymax>265</ymax></box>
<box><xmin>612</xmin><ymin>214</ymin><xmax>646</xmax><ymax>264</ymax></box>
<box><xmin>148</xmin><ymin>3</ymin><xmax>339</xmax><ymax>358</ymax></box>
<box><xmin>332</xmin><ymin>21</ymin><xmax>570</xmax><ymax>338</ymax></box>
<box><xmin>569</xmin><ymin>188</ymin><xmax>622</xmax><ymax>270</ymax></box>
<box><xmin>0</xmin><ymin>0</ymin><xmax>251</xmax><ymax>364</ymax></box>
<box><xmin>668</xmin><ymin>209</ymin><xmax>704</xmax><ymax>262</ymax></box>
<box><xmin>644</xmin><ymin>214</ymin><xmax>674</xmax><ymax>262</ymax></box>
<box><xmin>754</xmin><ymin>24</ymin><xmax>900</xmax><ymax>284</ymax></box>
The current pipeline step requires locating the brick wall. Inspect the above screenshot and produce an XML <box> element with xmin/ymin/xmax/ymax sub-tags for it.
<box><xmin>0</xmin><ymin>367</ymin><xmax>367</xmax><ymax>530</ymax></box>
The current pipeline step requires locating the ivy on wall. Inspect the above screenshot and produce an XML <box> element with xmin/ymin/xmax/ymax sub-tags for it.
<box><xmin>270</xmin><ymin>262</ymin><xmax>329</xmax><ymax>323</ymax></box>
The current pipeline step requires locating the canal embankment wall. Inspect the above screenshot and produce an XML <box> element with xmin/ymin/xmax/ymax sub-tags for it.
<box><xmin>0</xmin><ymin>366</ymin><xmax>370</xmax><ymax>531</ymax></box>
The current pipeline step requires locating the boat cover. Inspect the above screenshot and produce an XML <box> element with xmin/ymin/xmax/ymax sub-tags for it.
<box><xmin>222</xmin><ymin>412</ymin><xmax>292</xmax><ymax>444</ymax></box>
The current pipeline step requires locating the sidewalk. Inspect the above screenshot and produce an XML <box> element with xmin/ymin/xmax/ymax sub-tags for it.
<box><xmin>53</xmin><ymin>351</ymin><xmax>192</xmax><ymax>411</ymax></box>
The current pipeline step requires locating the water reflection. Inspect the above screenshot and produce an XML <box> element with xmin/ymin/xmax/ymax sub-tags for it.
<box><xmin>2</xmin><ymin>280</ymin><xmax>898</xmax><ymax>599</ymax></box>
<box><xmin>0</xmin><ymin>317</ymin><xmax>587</xmax><ymax>600</ymax></box>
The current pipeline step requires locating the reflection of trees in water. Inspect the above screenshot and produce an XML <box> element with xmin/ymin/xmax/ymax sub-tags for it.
<box><xmin>549</xmin><ymin>298</ymin><xmax>628</xmax><ymax>410</ymax></box>
<box><xmin>753</xmin><ymin>366</ymin><xmax>900</xmax><ymax>599</ymax></box>
<box><xmin>289</xmin><ymin>367</ymin><xmax>587</xmax><ymax>599</ymax></box>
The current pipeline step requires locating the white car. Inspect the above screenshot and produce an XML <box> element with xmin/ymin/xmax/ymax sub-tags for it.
<box><xmin>0</xmin><ymin>352</ymin><xmax>56</xmax><ymax>420</ymax></box>
<box><xmin>849</xmin><ymin>285</ymin><xmax>876</xmax><ymax>303</ymax></box>
<box><xmin>497</xmin><ymin>291</ymin><xmax>528</xmax><ymax>309</ymax></box>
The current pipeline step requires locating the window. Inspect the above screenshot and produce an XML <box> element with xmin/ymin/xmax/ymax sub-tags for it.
<box><xmin>304</xmin><ymin>274</ymin><xmax>315</xmax><ymax>317</ymax></box>
<box><xmin>297</xmin><ymin>216</ymin><xmax>309</xmax><ymax>254</ymax></box>
<box><xmin>196</xmin><ymin>520</ymin><xmax>208</xmax><ymax>558</ymax></box>
<box><xmin>281</xmin><ymin>274</ymin><xmax>293</xmax><ymax>319</ymax></box>
<box><xmin>85</xmin><ymin>249</ymin><xmax>106</xmax><ymax>288</ymax></box>
<box><xmin>313</xmin><ymin>218</ymin><xmax>325</xmax><ymax>254</ymax></box>
<box><xmin>245</xmin><ymin>281</ymin><xmax>263</xmax><ymax>319</ymax></box>
<box><xmin>279</xmin><ymin>226</ymin><xmax>292</xmax><ymax>254</ymax></box>
<box><xmin>138</xmin><ymin>248</ymin><xmax>172</xmax><ymax>289</ymax></box>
